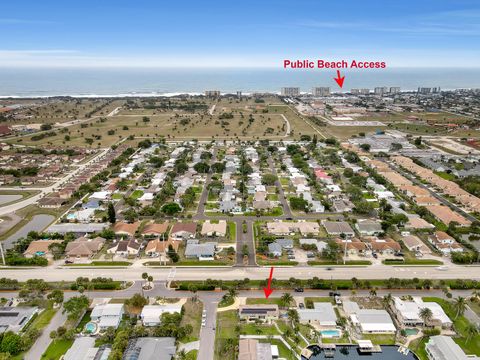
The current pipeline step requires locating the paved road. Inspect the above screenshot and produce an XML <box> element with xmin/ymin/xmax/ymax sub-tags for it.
<box><xmin>198</xmin><ymin>299</ymin><xmax>218</xmax><ymax>360</ymax></box>
<box><xmin>1</xmin><ymin>264</ymin><xmax>479</xmax><ymax>282</ymax></box>
<box><xmin>25</xmin><ymin>306</ymin><xmax>68</xmax><ymax>360</ymax></box>
<box><xmin>267</xmin><ymin>155</ymin><xmax>292</xmax><ymax>218</ymax></box>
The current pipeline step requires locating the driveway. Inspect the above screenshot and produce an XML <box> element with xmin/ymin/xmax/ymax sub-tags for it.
<box><xmin>25</xmin><ymin>306</ymin><xmax>68</xmax><ymax>360</ymax></box>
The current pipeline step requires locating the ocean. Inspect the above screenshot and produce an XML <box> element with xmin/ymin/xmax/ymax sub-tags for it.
<box><xmin>0</xmin><ymin>67</ymin><xmax>479</xmax><ymax>97</ymax></box>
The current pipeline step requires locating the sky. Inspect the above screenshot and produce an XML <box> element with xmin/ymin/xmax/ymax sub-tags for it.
<box><xmin>1</xmin><ymin>0</ymin><xmax>480</xmax><ymax>68</ymax></box>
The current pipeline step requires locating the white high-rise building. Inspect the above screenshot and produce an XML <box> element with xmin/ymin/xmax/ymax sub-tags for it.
<box><xmin>281</xmin><ymin>87</ymin><xmax>300</xmax><ymax>96</ymax></box>
<box><xmin>312</xmin><ymin>87</ymin><xmax>330</xmax><ymax>96</ymax></box>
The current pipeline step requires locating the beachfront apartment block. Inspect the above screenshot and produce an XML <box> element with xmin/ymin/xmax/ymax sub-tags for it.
<box><xmin>281</xmin><ymin>87</ymin><xmax>300</xmax><ymax>96</ymax></box>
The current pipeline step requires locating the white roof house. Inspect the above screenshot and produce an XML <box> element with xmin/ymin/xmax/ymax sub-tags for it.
<box><xmin>351</xmin><ymin>310</ymin><xmax>396</xmax><ymax>333</ymax></box>
<box><xmin>64</xmin><ymin>337</ymin><xmax>111</xmax><ymax>360</ymax></box>
<box><xmin>298</xmin><ymin>302</ymin><xmax>337</xmax><ymax>327</ymax></box>
<box><xmin>141</xmin><ymin>304</ymin><xmax>182</xmax><ymax>326</ymax></box>
<box><xmin>426</xmin><ymin>335</ymin><xmax>480</xmax><ymax>360</ymax></box>
<box><xmin>393</xmin><ymin>297</ymin><xmax>452</xmax><ymax>328</ymax></box>
<box><xmin>89</xmin><ymin>191</ymin><xmax>111</xmax><ymax>200</ymax></box>
<box><xmin>91</xmin><ymin>303</ymin><xmax>124</xmax><ymax>330</ymax></box>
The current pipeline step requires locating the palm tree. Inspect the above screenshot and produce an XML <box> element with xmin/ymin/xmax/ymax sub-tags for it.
<box><xmin>466</xmin><ymin>323</ymin><xmax>479</xmax><ymax>343</ymax></box>
<box><xmin>280</xmin><ymin>293</ymin><xmax>294</xmax><ymax>309</ymax></box>
<box><xmin>419</xmin><ymin>307</ymin><xmax>433</xmax><ymax>328</ymax></box>
<box><xmin>287</xmin><ymin>309</ymin><xmax>299</xmax><ymax>327</ymax></box>
<box><xmin>382</xmin><ymin>293</ymin><xmax>393</xmax><ymax>309</ymax></box>
<box><xmin>142</xmin><ymin>272</ymin><xmax>149</xmax><ymax>289</ymax></box>
<box><xmin>453</xmin><ymin>297</ymin><xmax>467</xmax><ymax>319</ymax></box>
<box><xmin>369</xmin><ymin>289</ymin><xmax>377</xmax><ymax>299</ymax></box>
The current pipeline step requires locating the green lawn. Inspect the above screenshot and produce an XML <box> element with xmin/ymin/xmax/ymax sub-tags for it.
<box><xmin>246</xmin><ymin>298</ymin><xmax>283</xmax><ymax>306</ymax></box>
<box><xmin>240</xmin><ymin>323</ymin><xmax>280</xmax><ymax>335</ymax></box>
<box><xmin>112</xmin><ymin>193</ymin><xmax>123</xmax><ymax>200</ymax></box>
<box><xmin>262</xmin><ymin>339</ymin><xmax>297</xmax><ymax>360</ymax></box>
<box><xmin>304</xmin><ymin>297</ymin><xmax>333</xmax><ymax>306</ymax></box>
<box><xmin>66</xmin><ymin>261</ymin><xmax>132</xmax><ymax>267</ymax></box>
<box><xmin>360</xmin><ymin>334</ymin><xmax>396</xmax><ymax>345</ymax></box>
<box><xmin>185</xmin><ymin>350</ymin><xmax>198</xmax><ymax>360</ymax></box>
<box><xmin>28</xmin><ymin>306</ymin><xmax>57</xmax><ymax>331</ymax></box>
<box><xmin>41</xmin><ymin>339</ymin><xmax>74</xmax><ymax>360</ymax></box>
<box><xmin>422</xmin><ymin>297</ymin><xmax>480</xmax><ymax>356</ymax></box>
<box><xmin>130</xmin><ymin>190</ymin><xmax>144</xmax><ymax>199</ymax></box>
<box><xmin>180</xmin><ymin>299</ymin><xmax>203</xmax><ymax>343</ymax></box>
<box><xmin>409</xmin><ymin>336</ymin><xmax>429</xmax><ymax>360</ymax></box>
<box><xmin>228</xmin><ymin>222</ymin><xmax>236</xmax><ymax>242</ymax></box>
<box><xmin>76</xmin><ymin>311</ymin><xmax>91</xmax><ymax>331</ymax></box>
<box><xmin>215</xmin><ymin>310</ymin><xmax>238</xmax><ymax>360</ymax></box>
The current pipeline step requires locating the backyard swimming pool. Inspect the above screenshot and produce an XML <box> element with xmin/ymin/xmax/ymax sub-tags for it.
<box><xmin>320</xmin><ymin>329</ymin><xmax>341</xmax><ymax>338</ymax></box>
<box><xmin>85</xmin><ymin>322</ymin><xmax>97</xmax><ymax>334</ymax></box>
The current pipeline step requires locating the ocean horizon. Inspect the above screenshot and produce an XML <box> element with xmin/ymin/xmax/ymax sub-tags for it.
<box><xmin>1</xmin><ymin>67</ymin><xmax>480</xmax><ymax>98</ymax></box>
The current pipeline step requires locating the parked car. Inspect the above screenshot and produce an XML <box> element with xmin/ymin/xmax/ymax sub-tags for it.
<box><xmin>299</xmin><ymin>302</ymin><xmax>305</xmax><ymax>309</ymax></box>
<box><xmin>64</xmin><ymin>260</ymin><xmax>73</xmax><ymax>264</ymax></box>
<box><xmin>294</xmin><ymin>287</ymin><xmax>304</xmax><ymax>293</ymax></box>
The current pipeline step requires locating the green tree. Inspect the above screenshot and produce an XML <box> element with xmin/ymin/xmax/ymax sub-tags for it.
<box><xmin>107</xmin><ymin>202</ymin><xmax>116</xmax><ymax>224</ymax></box>
<box><xmin>419</xmin><ymin>307</ymin><xmax>433</xmax><ymax>327</ymax></box>
<box><xmin>466</xmin><ymin>323</ymin><xmax>479</xmax><ymax>343</ymax></box>
<box><xmin>280</xmin><ymin>293</ymin><xmax>294</xmax><ymax>309</ymax></box>
<box><xmin>161</xmin><ymin>202</ymin><xmax>182</xmax><ymax>215</ymax></box>
<box><xmin>47</xmin><ymin>289</ymin><xmax>64</xmax><ymax>304</ymax></box>
<box><xmin>63</xmin><ymin>296</ymin><xmax>89</xmax><ymax>320</ymax></box>
<box><xmin>261</xmin><ymin>173</ymin><xmax>278</xmax><ymax>186</ymax></box>
<box><xmin>453</xmin><ymin>296</ymin><xmax>467</xmax><ymax>319</ymax></box>
<box><xmin>193</xmin><ymin>162</ymin><xmax>210</xmax><ymax>173</ymax></box>
<box><xmin>0</xmin><ymin>332</ymin><xmax>22</xmax><ymax>355</ymax></box>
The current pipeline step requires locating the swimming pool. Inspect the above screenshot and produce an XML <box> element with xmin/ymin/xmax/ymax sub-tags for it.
<box><xmin>85</xmin><ymin>322</ymin><xmax>97</xmax><ymax>333</ymax></box>
<box><xmin>320</xmin><ymin>329</ymin><xmax>341</xmax><ymax>337</ymax></box>
<box><xmin>404</xmin><ymin>328</ymin><xmax>419</xmax><ymax>336</ymax></box>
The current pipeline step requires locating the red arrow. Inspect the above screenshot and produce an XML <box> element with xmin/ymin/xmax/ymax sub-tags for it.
<box><xmin>263</xmin><ymin>267</ymin><xmax>274</xmax><ymax>299</ymax></box>
<box><xmin>334</xmin><ymin>70</ymin><xmax>345</xmax><ymax>88</ymax></box>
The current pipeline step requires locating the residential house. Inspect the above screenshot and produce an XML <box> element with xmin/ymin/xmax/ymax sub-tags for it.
<box><xmin>170</xmin><ymin>223</ymin><xmax>197</xmax><ymax>240</ymax></box>
<box><xmin>140</xmin><ymin>305</ymin><xmax>182</xmax><ymax>326</ymax></box>
<box><xmin>355</xmin><ymin>220</ymin><xmax>383</xmax><ymax>236</ymax></box>
<box><xmin>201</xmin><ymin>220</ymin><xmax>227</xmax><ymax>237</ymax></box>
<box><xmin>426</xmin><ymin>335</ymin><xmax>479</xmax><ymax>360</ymax></box>
<box><xmin>184</xmin><ymin>240</ymin><xmax>216</xmax><ymax>260</ymax></box>
<box><xmin>238</xmin><ymin>339</ymin><xmax>274</xmax><ymax>360</ymax></box>
<box><xmin>107</xmin><ymin>239</ymin><xmax>141</xmax><ymax>257</ymax></box>
<box><xmin>145</xmin><ymin>239</ymin><xmax>179</xmax><ymax>257</ymax></box>
<box><xmin>0</xmin><ymin>306</ymin><xmax>38</xmax><ymax>334</ymax></box>
<box><xmin>142</xmin><ymin>222</ymin><xmax>170</xmax><ymax>238</ymax></box>
<box><xmin>402</xmin><ymin>235</ymin><xmax>431</xmax><ymax>254</ymax></box>
<box><xmin>322</xmin><ymin>221</ymin><xmax>355</xmax><ymax>238</ymax></box>
<box><xmin>428</xmin><ymin>231</ymin><xmax>463</xmax><ymax>255</ymax></box>
<box><xmin>392</xmin><ymin>297</ymin><xmax>452</xmax><ymax>328</ymax></box>
<box><xmin>23</xmin><ymin>240</ymin><xmax>62</xmax><ymax>259</ymax></box>
<box><xmin>91</xmin><ymin>303</ymin><xmax>124</xmax><ymax>330</ymax></box>
<box><xmin>239</xmin><ymin>305</ymin><xmax>279</xmax><ymax>323</ymax></box>
<box><xmin>112</xmin><ymin>222</ymin><xmax>140</xmax><ymax>237</ymax></box>
<box><xmin>298</xmin><ymin>302</ymin><xmax>337</xmax><ymax>328</ymax></box>
<box><xmin>65</xmin><ymin>236</ymin><xmax>106</xmax><ymax>259</ymax></box>
<box><xmin>123</xmin><ymin>337</ymin><xmax>176</xmax><ymax>360</ymax></box>
<box><xmin>64</xmin><ymin>337</ymin><xmax>111</xmax><ymax>360</ymax></box>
